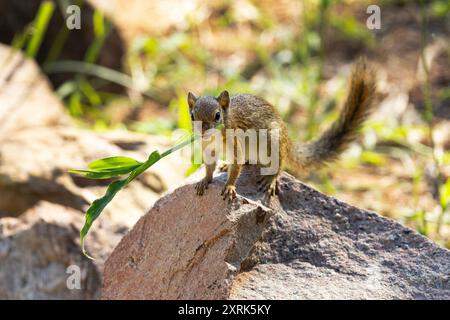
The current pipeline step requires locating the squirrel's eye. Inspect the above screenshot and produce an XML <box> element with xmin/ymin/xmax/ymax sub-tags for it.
<box><xmin>190</xmin><ymin>113</ymin><xmax>195</xmax><ymax>121</ymax></box>
<box><xmin>215</xmin><ymin>112</ymin><xmax>221</xmax><ymax>122</ymax></box>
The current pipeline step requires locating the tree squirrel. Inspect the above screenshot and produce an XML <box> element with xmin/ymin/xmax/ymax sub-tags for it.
<box><xmin>188</xmin><ymin>58</ymin><xmax>376</xmax><ymax>202</ymax></box>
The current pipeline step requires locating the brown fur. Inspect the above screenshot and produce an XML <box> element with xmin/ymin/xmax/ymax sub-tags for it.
<box><xmin>189</xmin><ymin>58</ymin><xmax>376</xmax><ymax>201</ymax></box>
<box><xmin>287</xmin><ymin>57</ymin><xmax>376</xmax><ymax>172</ymax></box>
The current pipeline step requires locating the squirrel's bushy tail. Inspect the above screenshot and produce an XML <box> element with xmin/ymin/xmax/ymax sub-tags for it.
<box><xmin>287</xmin><ymin>57</ymin><xmax>376</xmax><ymax>172</ymax></box>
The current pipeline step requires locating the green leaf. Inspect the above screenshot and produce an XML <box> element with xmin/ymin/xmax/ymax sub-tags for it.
<box><xmin>84</xmin><ymin>10</ymin><xmax>111</xmax><ymax>64</ymax></box>
<box><xmin>87</xmin><ymin>156</ymin><xmax>142</xmax><ymax>171</ymax></box>
<box><xmin>11</xmin><ymin>25</ymin><xmax>32</xmax><ymax>52</ymax></box>
<box><xmin>45</xmin><ymin>61</ymin><xmax>135</xmax><ymax>91</ymax></box>
<box><xmin>360</xmin><ymin>150</ymin><xmax>386</xmax><ymax>166</ymax></box>
<box><xmin>69</xmin><ymin>92</ymin><xmax>83</xmax><ymax>117</ymax></box>
<box><xmin>185</xmin><ymin>163</ymin><xmax>201</xmax><ymax>177</ymax></box>
<box><xmin>80</xmin><ymin>179</ymin><xmax>128</xmax><ymax>259</ymax></box>
<box><xmin>26</xmin><ymin>1</ymin><xmax>55</xmax><ymax>58</ymax></box>
<box><xmin>79</xmin><ymin>79</ymin><xmax>102</xmax><ymax>106</ymax></box>
<box><xmin>69</xmin><ymin>166</ymin><xmax>140</xmax><ymax>179</ymax></box>
<box><xmin>69</xmin><ymin>157</ymin><xmax>142</xmax><ymax>179</ymax></box>
<box><xmin>80</xmin><ymin>151</ymin><xmax>162</xmax><ymax>258</ymax></box>
<box><xmin>177</xmin><ymin>95</ymin><xmax>192</xmax><ymax>132</ymax></box>
<box><xmin>440</xmin><ymin>178</ymin><xmax>450</xmax><ymax>210</ymax></box>
<box><xmin>93</xmin><ymin>9</ymin><xmax>105</xmax><ymax>37</ymax></box>
<box><xmin>56</xmin><ymin>81</ymin><xmax>77</xmax><ymax>99</ymax></box>
<box><xmin>79</xmin><ymin>135</ymin><xmax>197</xmax><ymax>259</ymax></box>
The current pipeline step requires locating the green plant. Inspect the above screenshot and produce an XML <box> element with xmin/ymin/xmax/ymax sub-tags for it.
<box><xmin>26</xmin><ymin>1</ymin><xmax>55</xmax><ymax>58</ymax></box>
<box><xmin>46</xmin><ymin>61</ymin><xmax>137</xmax><ymax>91</ymax></box>
<box><xmin>9</xmin><ymin>0</ymin><xmax>55</xmax><ymax>61</ymax></box>
<box><xmin>70</xmin><ymin>133</ymin><xmax>197</xmax><ymax>258</ymax></box>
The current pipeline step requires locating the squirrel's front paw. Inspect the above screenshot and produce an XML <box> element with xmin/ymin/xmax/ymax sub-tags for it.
<box><xmin>221</xmin><ymin>185</ymin><xmax>237</xmax><ymax>202</ymax></box>
<box><xmin>195</xmin><ymin>178</ymin><xmax>211</xmax><ymax>196</ymax></box>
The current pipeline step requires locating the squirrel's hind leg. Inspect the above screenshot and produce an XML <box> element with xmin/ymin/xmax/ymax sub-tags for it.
<box><xmin>257</xmin><ymin>174</ymin><xmax>279</xmax><ymax>197</ymax></box>
<box><xmin>257</xmin><ymin>157</ymin><xmax>282</xmax><ymax>201</ymax></box>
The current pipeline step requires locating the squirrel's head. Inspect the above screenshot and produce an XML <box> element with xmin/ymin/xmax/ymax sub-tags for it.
<box><xmin>187</xmin><ymin>91</ymin><xmax>229</xmax><ymax>133</ymax></box>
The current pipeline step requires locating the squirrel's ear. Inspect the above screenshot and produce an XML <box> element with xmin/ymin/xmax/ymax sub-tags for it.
<box><xmin>217</xmin><ymin>90</ymin><xmax>230</xmax><ymax>109</ymax></box>
<box><xmin>187</xmin><ymin>92</ymin><xmax>197</xmax><ymax>109</ymax></box>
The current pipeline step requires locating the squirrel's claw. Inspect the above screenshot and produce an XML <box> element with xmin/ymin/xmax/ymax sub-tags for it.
<box><xmin>257</xmin><ymin>176</ymin><xmax>279</xmax><ymax>201</ymax></box>
<box><xmin>195</xmin><ymin>178</ymin><xmax>211</xmax><ymax>196</ymax></box>
<box><xmin>221</xmin><ymin>185</ymin><xmax>237</xmax><ymax>202</ymax></box>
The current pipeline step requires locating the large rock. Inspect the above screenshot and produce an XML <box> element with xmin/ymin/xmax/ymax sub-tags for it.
<box><xmin>0</xmin><ymin>201</ymin><xmax>104</xmax><ymax>299</ymax></box>
<box><xmin>0</xmin><ymin>43</ymin><xmax>70</xmax><ymax>135</ymax></box>
<box><xmin>102</xmin><ymin>167</ymin><xmax>450</xmax><ymax>299</ymax></box>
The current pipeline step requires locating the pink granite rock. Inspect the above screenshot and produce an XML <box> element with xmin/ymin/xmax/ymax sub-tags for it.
<box><xmin>102</xmin><ymin>167</ymin><xmax>450</xmax><ymax>300</ymax></box>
